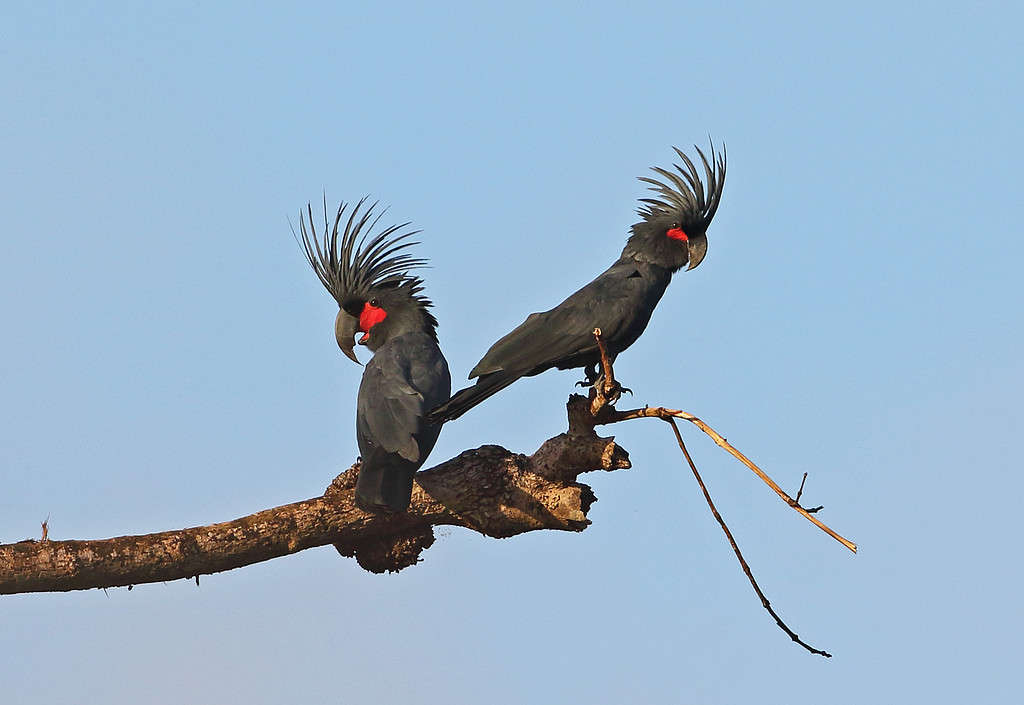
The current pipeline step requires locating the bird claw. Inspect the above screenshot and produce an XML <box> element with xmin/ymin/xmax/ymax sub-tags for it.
<box><xmin>602</xmin><ymin>381</ymin><xmax>632</xmax><ymax>404</ymax></box>
<box><xmin>578</xmin><ymin>362</ymin><xmax>631</xmax><ymax>405</ymax></box>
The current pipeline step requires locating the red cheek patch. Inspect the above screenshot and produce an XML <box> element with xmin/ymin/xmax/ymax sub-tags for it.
<box><xmin>358</xmin><ymin>302</ymin><xmax>387</xmax><ymax>342</ymax></box>
<box><xmin>666</xmin><ymin>227</ymin><xmax>688</xmax><ymax>241</ymax></box>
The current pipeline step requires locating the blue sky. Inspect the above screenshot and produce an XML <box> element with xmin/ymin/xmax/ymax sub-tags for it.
<box><xmin>1</xmin><ymin>2</ymin><xmax>1021</xmax><ymax>703</ymax></box>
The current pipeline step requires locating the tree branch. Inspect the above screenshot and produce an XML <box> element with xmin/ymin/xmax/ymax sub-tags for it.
<box><xmin>0</xmin><ymin>412</ymin><xmax>630</xmax><ymax>594</ymax></box>
<box><xmin>1</xmin><ymin>329</ymin><xmax>854</xmax><ymax>660</ymax></box>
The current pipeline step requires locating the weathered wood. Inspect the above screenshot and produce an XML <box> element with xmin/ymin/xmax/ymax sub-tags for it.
<box><xmin>0</xmin><ymin>401</ymin><xmax>629</xmax><ymax>593</ymax></box>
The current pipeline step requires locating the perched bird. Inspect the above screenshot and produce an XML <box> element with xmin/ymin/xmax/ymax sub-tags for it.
<box><xmin>298</xmin><ymin>199</ymin><xmax>451</xmax><ymax>512</ymax></box>
<box><xmin>428</xmin><ymin>142</ymin><xmax>725</xmax><ymax>423</ymax></box>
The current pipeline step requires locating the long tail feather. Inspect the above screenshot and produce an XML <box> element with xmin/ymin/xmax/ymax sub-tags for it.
<box><xmin>427</xmin><ymin>372</ymin><xmax>521</xmax><ymax>424</ymax></box>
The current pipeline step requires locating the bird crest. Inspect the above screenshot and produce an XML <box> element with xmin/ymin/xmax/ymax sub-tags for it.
<box><xmin>295</xmin><ymin>196</ymin><xmax>427</xmax><ymax>306</ymax></box>
<box><xmin>637</xmin><ymin>141</ymin><xmax>727</xmax><ymax>231</ymax></box>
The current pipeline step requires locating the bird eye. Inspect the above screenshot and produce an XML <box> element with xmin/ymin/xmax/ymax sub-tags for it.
<box><xmin>369</xmin><ymin>298</ymin><xmax>380</xmax><ymax>307</ymax></box>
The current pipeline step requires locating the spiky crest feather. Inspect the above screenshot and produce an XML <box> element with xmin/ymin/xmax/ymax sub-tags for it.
<box><xmin>296</xmin><ymin>197</ymin><xmax>439</xmax><ymax>338</ymax></box>
<box><xmin>636</xmin><ymin>141</ymin><xmax>727</xmax><ymax>230</ymax></box>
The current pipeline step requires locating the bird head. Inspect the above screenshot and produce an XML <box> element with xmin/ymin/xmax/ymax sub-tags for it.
<box><xmin>624</xmin><ymin>141</ymin><xmax>726</xmax><ymax>272</ymax></box>
<box><xmin>296</xmin><ymin>198</ymin><xmax>438</xmax><ymax>364</ymax></box>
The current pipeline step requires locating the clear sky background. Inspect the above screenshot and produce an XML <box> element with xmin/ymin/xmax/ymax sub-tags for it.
<box><xmin>2</xmin><ymin>2</ymin><xmax>1021</xmax><ymax>703</ymax></box>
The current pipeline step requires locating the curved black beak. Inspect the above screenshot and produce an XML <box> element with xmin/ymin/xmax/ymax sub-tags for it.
<box><xmin>334</xmin><ymin>310</ymin><xmax>361</xmax><ymax>364</ymax></box>
<box><xmin>686</xmin><ymin>231</ymin><xmax>708</xmax><ymax>270</ymax></box>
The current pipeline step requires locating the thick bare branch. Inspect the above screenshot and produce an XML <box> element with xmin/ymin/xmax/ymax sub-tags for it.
<box><xmin>1</xmin><ymin>329</ymin><xmax>853</xmax><ymax>661</ymax></box>
<box><xmin>0</xmin><ymin>417</ymin><xmax>629</xmax><ymax>594</ymax></box>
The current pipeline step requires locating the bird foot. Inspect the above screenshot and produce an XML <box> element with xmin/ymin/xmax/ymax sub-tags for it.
<box><xmin>586</xmin><ymin>374</ymin><xmax>632</xmax><ymax>405</ymax></box>
<box><xmin>575</xmin><ymin>363</ymin><xmax>601</xmax><ymax>388</ymax></box>
<box><xmin>601</xmin><ymin>380</ymin><xmax>632</xmax><ymax>404</ymax></box>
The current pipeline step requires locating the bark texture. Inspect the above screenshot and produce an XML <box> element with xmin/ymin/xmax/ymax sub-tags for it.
<box><xmin>1</xmin><ymin>396</ymin><xmax>628</xmax><ymax>594</ymax></box>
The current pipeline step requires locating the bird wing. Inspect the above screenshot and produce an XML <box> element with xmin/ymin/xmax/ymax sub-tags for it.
<box><xmin>357</xmin><ymin>354</ymin><xmax>426</xmax><ymax>463</ymax></box>
<box><xmin>469</xmin><ymin>261</ymin><xmax>643</xmax><ymax>377</ymax></box>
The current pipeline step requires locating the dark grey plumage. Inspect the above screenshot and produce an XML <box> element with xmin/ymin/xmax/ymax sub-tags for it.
<box><xmin>428</xmin><ymin>142</ymin><xmax>725</xmax><ymax>423</ymax></box>
<box><xmin>298</xmin><ymin>199</ymin><xmax>450</xmax><ymax>512</ymax></box>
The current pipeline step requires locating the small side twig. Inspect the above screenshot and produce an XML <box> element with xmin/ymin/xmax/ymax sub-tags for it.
<box><xmin>594</xmin><ymin>328</ymin><xmax>615</xmax><ymax>396</ymax></box>
<box><xmin>795</xmin><ymin>473</ymin><xmax>823</xmax><ymax>513</ymax></box>
<box><xmin>665</xmin><ymin>418</ymin><xmax>832</xmax><ymax>658</ymax></box>
<box><xmin>589</xmin><ymin>328</ymin><xmax>619</xmax><ymax>415</ymax></box>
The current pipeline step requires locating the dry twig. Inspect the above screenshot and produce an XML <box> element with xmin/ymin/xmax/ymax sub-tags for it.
<box><xmin>585</xmin><ymin>331</ymin><xmax>854</xmax><ymax>550</ymax></box>
<box><xmin>588</xmin><ymin>327</ymin><xmax>619</xmax><ymax>414</ymax></box>
<box><xmin>666</xmin><ymin>418</ymin><xmax>832</xmax><ymax>657</ymax></box>
<box><xmin>596</xmin><ymin>403</ymin><xmax>856</xmax><ymax>553</ymax></box>
<box><xmin>582</xmin><ymin>329</ymin><xmax>850</xmax><ymax>656</ymax></box>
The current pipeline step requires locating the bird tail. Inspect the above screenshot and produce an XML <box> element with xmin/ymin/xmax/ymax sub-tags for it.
<box><xmin>426</xmin><ymin>372</ymin><xmax>520</xmax><ymax>424</ymax></box>
<box><xmin>355</xmin><ymin>461</ymin><xmax>416</xmax><ymax>513</ymax></box>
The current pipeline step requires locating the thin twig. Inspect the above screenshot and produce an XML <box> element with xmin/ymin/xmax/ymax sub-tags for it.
<box><xmin>794</xmin><ymin>475</ymin><xmax>824</xmax><ymax>513</ymax></box>
<box><xmin>587</xmin><ymin>329</ymin><xmax>620</xmax><ymax>415</ymax></box>
<box><xmin>597</xmin><ymin>406</ymin><xmax>857</xmax><ymax>554</ymax></box>
<box><xmin>790</xmin><ymin>475</ymin><xmax>823</xmax><ymax>514</ymax></box>
<box><xmin>795</xmin><ymin>473</ymin><xmax>807</xmax><ymax>504</ymax></box>
<box><xmin>593</xmin><ymin>328</ymin><xmax>615</xmax><ymax>396</ymax></box>
<box><xmin>798</xmin><ymin>473</ymin><xmax>823</xmax><ymax>512</ymax></box>
<box><xmin>665</xmin><ymin>418</ymin><xmax>832</xmax><ymax>658</ymax></box>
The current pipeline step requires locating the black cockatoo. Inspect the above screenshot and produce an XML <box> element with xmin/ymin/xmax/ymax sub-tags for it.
<box><xmin>298</xmin><ymin>199</ymin><xmax>451</xmax><ymax>512</ymax></box>
<box><xmin>428</xmin><ymin>142</ymin><xmax>725</xmax><ymax>423</ymax></box>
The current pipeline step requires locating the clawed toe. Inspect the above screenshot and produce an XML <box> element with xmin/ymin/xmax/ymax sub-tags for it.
<box><xmin>601</xmin><ymin>381</ymin><xmax>632</xmax><ymax>404</ymax></box>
